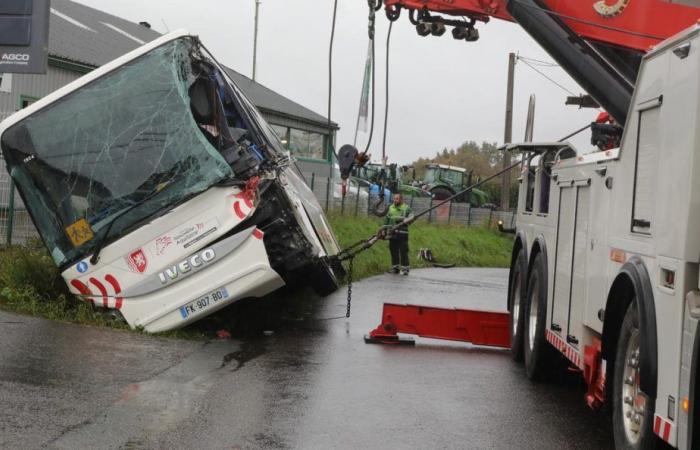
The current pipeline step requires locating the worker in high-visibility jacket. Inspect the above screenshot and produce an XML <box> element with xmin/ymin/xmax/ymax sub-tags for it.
<box><xmin>384</xmin><ymin>193</ymin><xmax>414</xmax><ymax>275</ymax></box>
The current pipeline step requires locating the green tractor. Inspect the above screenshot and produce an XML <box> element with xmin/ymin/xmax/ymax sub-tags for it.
<box><xmin>354</xmin><ymin>162</ymin><xmax>430</xmax><ymax>199</ymax></box>
<box><xmin>421</xmin><ymin>164</ymin><xmax>489</xmax><ymax>206</ymax></box>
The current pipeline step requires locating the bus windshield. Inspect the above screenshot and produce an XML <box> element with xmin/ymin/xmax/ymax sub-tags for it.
<box><xmin>0</xmin><ymin>37</ymin><xmax>234</xmax><ymax>267</ymax></box>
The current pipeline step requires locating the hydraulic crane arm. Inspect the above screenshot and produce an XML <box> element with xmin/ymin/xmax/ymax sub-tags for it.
<box><xmin>383</xmin><ymin>0</ymin><xmax>700</xmax><ymax>125</ymax></box>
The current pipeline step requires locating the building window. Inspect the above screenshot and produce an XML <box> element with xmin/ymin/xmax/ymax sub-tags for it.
<box><xmin>270</xmin><ymin>124</ymin><xmax>289</xmax><ymax>146</ymax></box>
<box><xmin>290</xmin><ymin>128</ymin><xmax>325</xmax><ymax>160</ymax></box>
<box><xmin>20</xmin><ymin>95</ymin><xmax>38</xmax><ymax>109</ymax></box>
<box><xmin>0</xmin><ymin>74</ymin><xmax>11</xmax><ymax>93</ymax></box>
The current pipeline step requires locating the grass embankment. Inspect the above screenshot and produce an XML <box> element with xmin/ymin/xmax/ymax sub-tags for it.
<box><xmin>327</xmin><ymin>213</ymin><xmax>512</xmax><ymax>279</ymax></box>
<box><xmin>0</xmin><ymin>218</ymin><xmax>512</xmax><ymax>334</ymax></box>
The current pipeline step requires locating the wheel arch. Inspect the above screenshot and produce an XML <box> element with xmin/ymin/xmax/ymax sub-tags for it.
<box><xmin>602</xmin><ymin>256</ymin><xmax>658</xmax><ymax>398</ymax></box>
<box><xmin>507</xmin><ymin>231</ymin><xmax>528</xmax><ymax>311</ymax></box>
<box><xmin>527</xmin><ymin>235</ymin><xmax>548</xmax><ymax>276</ymax></box>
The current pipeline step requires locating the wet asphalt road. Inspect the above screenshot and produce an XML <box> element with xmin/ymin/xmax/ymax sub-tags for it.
<box><xmin>0</xmin><ymin>268</ymin><xmax>614</xmax><ymax>449</ymax></box>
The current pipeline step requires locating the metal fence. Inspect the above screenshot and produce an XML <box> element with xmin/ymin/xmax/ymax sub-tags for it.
<box><xmin>0</xmin><ymin>171</ymin><xmax>517</xmax><ymax>247</ymax></box>
<box><xmin>303</xmin><ymin>173</ymin><xmax>517</xmax><ymax>229</ymax></box>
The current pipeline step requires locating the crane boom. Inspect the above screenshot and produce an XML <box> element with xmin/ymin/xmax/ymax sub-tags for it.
<box><xmin>383</xmin><ymin>0</ymin><xmax>700</xmax><ymax>125</ymax></box>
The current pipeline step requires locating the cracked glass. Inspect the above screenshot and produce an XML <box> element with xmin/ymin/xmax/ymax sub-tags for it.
<box><xmin>1</xmin><ymin>37</ymin><xmax>233</xmax><ymax>266</ymax></box>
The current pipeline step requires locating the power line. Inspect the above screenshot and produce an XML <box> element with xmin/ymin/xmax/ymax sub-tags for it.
<box><xmin>518</xmin><ymin>58</ymin><xmax>577</xmax><ymax>97</ymax></box>
<box><xmin>517</xmin><ymin>55</ymin><xmax>558</xmax><ymax>67</ymax></box>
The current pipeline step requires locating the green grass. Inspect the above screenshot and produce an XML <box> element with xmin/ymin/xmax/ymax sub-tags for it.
<box><xmin>0</xmin><ymin>217</ymin><xmax>513</xmax><ymax>335</ymax></box>
<box><xmin>328</xmin><ymin>213</ymin><xmax>513</xmax><ymax>280</ymax></box>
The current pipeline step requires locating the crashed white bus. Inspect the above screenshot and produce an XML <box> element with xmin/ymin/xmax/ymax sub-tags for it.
<box><xmin>0</xmin><ymin>31</ymin><xmax>343</xmax><ymax>333</ymax></box>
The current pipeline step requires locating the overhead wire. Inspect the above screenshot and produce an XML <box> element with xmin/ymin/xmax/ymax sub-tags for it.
<box><xmin>327</xmin><ymin>0</ymin><xmax>339</xmax><ymax>161</ymax></box>
<box><xmin>517</xmin><ymin>55</ymin><xmax>559</xmax><ymax>67</ymax></box>
<box><xmin>381</xmin><ymin>21</ymin><xmax>393</xmax><ymax>162</ymax></box>
<box><xmin>518</xmin><ymin>57</ymin><xmax>577</xmax><ymax>97</ymax></box>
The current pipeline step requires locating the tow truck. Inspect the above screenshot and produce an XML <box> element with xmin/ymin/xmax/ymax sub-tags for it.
<box><xmin>0</xmin><ymin>32</ymin><xmax>343</xmax><ymax>333</ymax></box>
<box><xmin>351</xmin><ymin>0</ymin><xmax>700</xmax><ymax>448</ymax></box>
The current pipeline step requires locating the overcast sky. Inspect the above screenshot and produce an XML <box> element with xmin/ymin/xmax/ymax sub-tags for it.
<box><xmin>76</xmin><ymin>0</ymin><xmax>596</xmax><ymax>164</ymax></box>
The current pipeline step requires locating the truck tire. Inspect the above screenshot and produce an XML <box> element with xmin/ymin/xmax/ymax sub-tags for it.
<box><xmin>310</xmin><ymin>261</ymin><xmax>340</xmax><ymax>297</ymax></box>
<box><xmin>508</xmin><ymin>249</ymin><xmax>528</xmax><ymax>362</ymax></box>
<box><xmin>431</xmin><ymin>187</ymin><xmax>453</xmax><ymax>201</ymax></box>
<box><xmin>612</xmin><ymin>302</ymin><xmax>658</xmax><ymax>449</ymax></box>
<box><xmin>523</xmin><ymin>252</ymin><xmax>553</xmax><ymax>380</ymax></box>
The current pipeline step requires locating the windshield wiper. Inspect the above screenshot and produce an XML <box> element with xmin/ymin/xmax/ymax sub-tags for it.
<box><xmin>88</xmin><ymin>184</ymin><xmax>173</xmax><ymax>264</ymax></box>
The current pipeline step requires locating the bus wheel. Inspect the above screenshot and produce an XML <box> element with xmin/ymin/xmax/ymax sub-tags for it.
<box><xmin>612</xmin><ymin>302</ymin><xmax>657</xmax><ymax>449</ymax></box>
<box><xmin>523</xmin><ymin>252</ymin><xmax>552</xmax><ymax>380</ymax></box>
<box><xmin>508</xmin><ymin>249</ymin><xmax>527</xmax><ymax>362</ymax></box>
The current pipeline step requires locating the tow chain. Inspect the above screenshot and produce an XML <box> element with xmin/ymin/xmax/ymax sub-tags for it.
<box><xmin>345</xmin><ymin>256</ymin><xmax>354</xmax><ymax>318</ymax></box>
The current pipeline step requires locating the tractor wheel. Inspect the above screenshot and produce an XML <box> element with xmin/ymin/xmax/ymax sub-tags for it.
<box><xmin>612</xmin><ymin>302</ymin><xmax>658</xmax><ymax>449</ymax></box>
<box><xmin>508</xmin><ymin>249</ymin><xmax>528</xmax><ymax>362</ymax></box>
<box><xmin>523</xmin><ymin>252</ymin><xmax>555</xmax><ymax>381</ymax></box>
<box><xmin>431</xmin><ymin>187</ymin><xmax>453</xmax><ymax>201</ymax></box>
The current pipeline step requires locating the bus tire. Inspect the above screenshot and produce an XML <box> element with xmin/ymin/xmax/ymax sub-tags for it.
<box><xmin>612</xmin><ymin>302</ymin><xmax>658</xmax><ymax>449</ymax></box>
<box><xmin>508</xmin><ymin>249</ymin><xmax>528</xmax><ymax>362</ymax></box>
<box><xmin>523</xmin><ymin>252</ymin><xmax>552</xmax><ymax>380</ymax></box>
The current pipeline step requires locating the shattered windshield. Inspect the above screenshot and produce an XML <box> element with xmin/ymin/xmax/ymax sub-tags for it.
<box><xmin>0</xmin><ymin>37</ymin><xmax>234</xmax><ymax>267</ymax></box>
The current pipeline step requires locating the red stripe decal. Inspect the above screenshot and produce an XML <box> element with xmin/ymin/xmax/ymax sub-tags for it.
<box><xmin>71</xmin><ymin>279</ymin><xmax>91</xmax><ymax>295</ymax></box>
<box><xmin>663</xmin><ymin>421</ymin><xmax>671</xmax><ymax>442</ymax></box>
<box><xmin>104</xmin><ymin>274</ymin><xmax>123</xmax><ymax>309</ymax></box>
<box><xmin>89</xmin><ymin>277</ymin><xmax>108</xmax><ymax>308</ymax></box>
<box><xmin>233</xmin><ymin>201</ymin><xmax>246</xmax><ymax>219</ymax></box>
<box><xmin>235</xmin><ymin>192</ymin><xmax>254</xmax><ymax>209</ymax></box>
<box><xmin>253</xmin><ymin>229</ymin><xmax>264</xmax><ymax>240</ymax></box>
<box><xmin>654</xmin><ymin>416</ymin><xmax>661</xmax><ymax>435</ymax></box>
<box><xmin>71</xmin><ymin>279</ymin><xmax>95</xmax><ymax>306</ymax></box>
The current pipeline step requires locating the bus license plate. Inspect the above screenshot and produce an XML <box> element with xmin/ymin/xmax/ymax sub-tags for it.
<box><xmin>179</xmin><ymin>287</ymin><xmax>229</xmax><ymax>319</ymax></box>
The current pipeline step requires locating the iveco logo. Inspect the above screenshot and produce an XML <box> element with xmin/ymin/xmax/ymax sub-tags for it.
<box><xmin>593</xmin><ymin>0</ymin><xmax>630</xmax><ymax>17</ymax></box>
<box><xmin>1</xmin><ymin>53</ymin><xmax>30</xmax><ymax>62</ymax></box>
<box><xmin>158</xmin><ymin>248</ymin><xmax>216</xmax><ymax>284</ymax></box>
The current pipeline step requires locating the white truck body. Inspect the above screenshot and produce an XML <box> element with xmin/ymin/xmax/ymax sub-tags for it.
<box><xmin>510</xmin><ymin>24</ymin><xmax>700</xmax><ymax>448</ymax></box>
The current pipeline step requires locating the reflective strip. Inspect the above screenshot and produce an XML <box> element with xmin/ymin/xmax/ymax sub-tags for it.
<box><xmin>545</xmin><ymin>329</ymin><xmax>583</xmax><ymax>369</ymax></box>
<box><xmin>653</xmin><ymin>414</ymin><xmax>675</xmax><ymax>445</ymax></box>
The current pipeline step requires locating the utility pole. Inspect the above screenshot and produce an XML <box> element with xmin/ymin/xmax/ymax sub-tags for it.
<box><xmin>501</xmin><ymin>52</ymin><xmax>516</xmax><ymax>211</ymax></box>
<box><xmin>252</xmin><ymin>0</ymin><xmax>261</xmax><ymax>81</ymax></box>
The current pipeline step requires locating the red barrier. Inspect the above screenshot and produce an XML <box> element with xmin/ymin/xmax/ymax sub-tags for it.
<box><xmin>365</xmin><ymin>303</ymin><xmax>511</xmax><ymax>348</ymax></box>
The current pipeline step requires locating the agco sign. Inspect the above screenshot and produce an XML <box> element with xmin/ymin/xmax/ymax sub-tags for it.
<box><xmin>593</xmin><ymin>0</ymin><xmax>630</xmax><ymax>17</ymax></box>
<box><xmin>157</xmin><ymin>248</ymin><xmax>216</xmax><ymax>284</ymax></box>
<box><xmin>1</xmin><ymin>53</ymin><xmax>30</xmax><ymax>62</ymax></box>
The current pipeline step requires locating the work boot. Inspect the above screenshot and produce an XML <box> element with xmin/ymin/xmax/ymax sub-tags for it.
<box><xmin>401</xmin><ymin>266</ymin><xmax>409</xmax><ymax>276</ymax></box>
<box><xmin>388</xmin><ymin>266</ymin><xmax>400</xmax><ymax>274</ymax></box>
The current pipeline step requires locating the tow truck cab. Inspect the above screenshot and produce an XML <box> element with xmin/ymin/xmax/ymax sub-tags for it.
<box><xmin>0</xmin><ymin>31</ymin><xmax>342</xmax><ymax>333</ymax></box>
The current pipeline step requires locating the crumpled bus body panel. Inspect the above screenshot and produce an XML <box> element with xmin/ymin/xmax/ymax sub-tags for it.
<box><xmin>0</xmin><ymin>30</ymin><xmax>341</xmax><ymax>332</ymax></box>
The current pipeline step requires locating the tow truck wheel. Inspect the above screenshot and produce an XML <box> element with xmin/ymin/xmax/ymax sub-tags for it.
<box><xmin>523</xmin><ymin>252</ymin><xmax>552</xmax><ymax>380</ymax></box>
<box><xmin>508</xmin><ymin>249</ymin><xmax>527</xmax><ymax>362</ymax></box>
<box><xmin>612</xmin><ymin>302</ymin><xmax>657</xmax><ymax>449</ymax></box>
